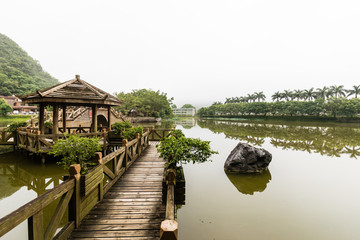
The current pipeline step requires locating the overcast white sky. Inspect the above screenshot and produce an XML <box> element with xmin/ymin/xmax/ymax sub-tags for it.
<box><xmin>1</xmin><ymin>0</ymin><xmax>360</xmax><ymax>108</ymax></box>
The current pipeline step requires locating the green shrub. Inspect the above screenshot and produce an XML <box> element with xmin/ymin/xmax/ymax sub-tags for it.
<box><xmin>6</xmin><ymin>121</ymin><xmax>27</xmax><ymax>132</ymax></box>
<box><xmin>156</xmin><ymin>129</ymin><xmax>218</xmax><ymax>168</ymax></box>
<box><xmin>44</xmin><ymin>121</ymin><xmax>53</xmax><ymax>128</ymax></box>
<box><xmin>112</xmin><ymin>121</ymin><xmax>132</xmax><ymax>135</ymax></box>
<box><xmin>111</xmin><ymin>121</ymin><xmax>143</xmax><ymax>140</ymax></box>
<box><xmin>123</xmin><ymin>126</ymin><xmax>143</xmax><ymax>140</ymax></box>
<box><xmin>50</xmin><ymin>134</ymin><xmax>102</xmax><ymax>174</ymax></box>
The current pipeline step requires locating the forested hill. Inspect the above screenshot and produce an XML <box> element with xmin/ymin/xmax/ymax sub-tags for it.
<box><xmin>0</xmin><ymin>33</ymin><xmax>59</xmax><ymax>96</ymax></box>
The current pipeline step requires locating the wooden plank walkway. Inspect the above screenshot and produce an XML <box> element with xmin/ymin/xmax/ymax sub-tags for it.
<box><xmin>70</xmin><ymin>143</ymin><xmax>165</xmax><ymax>240</ymax></box>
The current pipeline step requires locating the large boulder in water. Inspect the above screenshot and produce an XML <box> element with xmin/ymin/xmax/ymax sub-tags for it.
<box><xmin>224</xmin><ymin>142</ymin><xmax>272</xmax><ymax>173</ymax></box>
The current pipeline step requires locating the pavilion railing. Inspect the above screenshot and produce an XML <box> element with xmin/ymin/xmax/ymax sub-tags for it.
<box><xmin>0</xmin><ymin>128</ymin><xmax>16</xmax><ymax>145</ymax></box>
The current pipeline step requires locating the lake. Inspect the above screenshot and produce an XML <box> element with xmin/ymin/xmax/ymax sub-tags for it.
<box><xmin>175</xmin><ymin>119</ymin><xmax>360</xmax><ymax>240</ymax></box>
<box><xmin>1</xmin><ymin>118</ymin><xmax>360</xmax><ymax>239</ymax></box>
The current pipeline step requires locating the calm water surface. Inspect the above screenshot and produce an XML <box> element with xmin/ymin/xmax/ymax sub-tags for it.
<box><xmin>176</xmin><ymin>119</ymin><xmax>360</xmax><ymax>240</ymax></box>
<box><xmin>1</xmin><ymin>119</ymin><xmax>360</xmax><ymax>239</ymax></box>
<box><xmin>0</xmin><ymin>151</ymin><xmax>66</xmax><ymax>239</ymax></box>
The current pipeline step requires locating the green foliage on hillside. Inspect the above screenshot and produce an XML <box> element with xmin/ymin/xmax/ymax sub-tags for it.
<box><xmin>115</xmin><ymin>89</ymin><xmax>173</xmax><ymax>118</ymax></box>
<box><xmin>0</xmin><ymin>33</ymin><xmax>59</xmax><ymax>96</ymax></box>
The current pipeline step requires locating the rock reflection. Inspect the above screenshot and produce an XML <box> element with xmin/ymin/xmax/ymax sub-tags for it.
<box><xmin>226</xmin><ymin>169</ymin><xmax>271</xmax><ymax>195</ymax></box>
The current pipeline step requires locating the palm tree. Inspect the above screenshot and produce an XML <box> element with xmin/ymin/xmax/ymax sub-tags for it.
<box><xmin>271</xmin><ymin>91</ymin><xmax>281</xmax><ymax>102</ymax></box>
<box><xmin>293</xmin><ymin>89</ymin><xmax>304</xmax><ymax>101</ymax></box>
<box><xmin>304</xmin><ymin>88</ymin><xmax>316</xmax><ymax>101</ymax></box>
<box><xmin>346</xmin><ymin>85</ymin><xmax>360</xmax><ymax>98</ymax></box>
<box><xmin>254</xmin><ymin>91</ymin><xmax>266</xmax><ymax>102</ymax></box>
<box><xmin>247</xmin><ymin>94</ymin><xmax>256</xmax><ymax>102</ymax></box>
<box><xmin>330</xmin><ymin>85</ymin><xmax>346</xmax><ymax>98</ymax></box>
<box><xmin>283</xmin><ymin>90</ymin><xmax>293</xmax><ymax>101</ymax></box>
<box><xmin>316</xmin><ymin>86</ymin><xmax>328</xmax><ymax>100</ymax></box>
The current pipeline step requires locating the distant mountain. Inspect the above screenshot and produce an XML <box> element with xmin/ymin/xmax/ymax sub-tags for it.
<box><xmin>0</xmin><ymin>33</ymin><xmax>59</xmax><ymax>96</ymax></box>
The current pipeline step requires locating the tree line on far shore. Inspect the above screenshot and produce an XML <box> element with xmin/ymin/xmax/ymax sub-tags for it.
<box><xmin>198</xmin><ymin>85</ymin><xmax>360</xmax><ymax>118</ymax></box>
<box><xmin>224</xmin><ymin>85</ymin><xmax>359</xmax><ymax>103</ymax></box>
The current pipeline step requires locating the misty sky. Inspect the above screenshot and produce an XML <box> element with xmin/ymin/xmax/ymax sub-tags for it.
<box><xmin>1</xmin><ymin>0</ymin><xmax>360</xmax><ymax>108</ymax></box>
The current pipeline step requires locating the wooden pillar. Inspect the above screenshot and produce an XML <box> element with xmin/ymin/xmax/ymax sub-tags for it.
<box><xmin>62</xmin><ymin>105</ymin><xmax>67</xmax><ymax>133</ymax></box>
<box><xmin>69</xmin><ymin>164</ymin><xmax>81</xmax><ymax>228</ymax></box>
<box><xmin>39</xmin><ymin>104</ymin><xmax>45</xmax><ymax>134</ymax></box>
<box><xmin>92</xmin><ymin>105</ymin><xmax>98</xmax><ymax>133</ymax></box>
<box><xmin>107</xmin><ymin>106</ymin><xmax>111</xmax><ymax>130</ymax></box>
<box><xmin>53</xmin><ymin>104</ymin><xmax>59</xmax><ymax>134</ymax></box>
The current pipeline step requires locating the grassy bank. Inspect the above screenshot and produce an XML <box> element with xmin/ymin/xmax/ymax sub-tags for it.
<box><xmin>0</xmin><ymin>115</ymin><xmax>31</xmax><ymax>127</ymax></box>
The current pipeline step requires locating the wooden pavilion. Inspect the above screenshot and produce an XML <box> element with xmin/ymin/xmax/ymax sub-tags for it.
<box><xmin>21</xmin><ymin>75</ymin><xmax>121</xmax><ymax>134</ymax></box>
<box><xmin>16</xmin><ymin>75</ymin><xmax>122</xmax><ymax>158</ymax></box>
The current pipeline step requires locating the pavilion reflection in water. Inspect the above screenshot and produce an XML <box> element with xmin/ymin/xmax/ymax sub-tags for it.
<box><xmin>0</xmin><ymin>152</ymin><xmax>65</xmax><ymax>200</ymax></box>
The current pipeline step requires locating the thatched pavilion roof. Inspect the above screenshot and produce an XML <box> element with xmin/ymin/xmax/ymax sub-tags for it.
<box><xmin>20</xmin><ymin>75</ymin><xmax>121</xmax><ymax>106</ymax></box>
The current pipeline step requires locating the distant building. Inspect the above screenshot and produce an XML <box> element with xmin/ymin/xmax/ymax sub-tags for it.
<box><xmin>0</xmin><ymin>95</ymin><xmax>37</xmax><ymax>114</ymax></box>
<box><xmin>173</xmin><ymin>108</ymin><xmax>196</xmax><ymax>116</ymax></box>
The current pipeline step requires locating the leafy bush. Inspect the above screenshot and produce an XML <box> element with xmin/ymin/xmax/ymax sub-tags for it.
<box><xmin>44</xmin><ymin>121</ymin><xmax>53</xmax><ymax>128</ymax></box>
<box><xmin>169</xmin><ymin>129</ymin><xmax>185</xmax><ymax>139</ymax></box>
<box><xmin>50</xmin><ymin>134</ymin><xmax>102</xmax><ymax>173</ymax></box>
<box><xmin>156</xmin><ymin>130</ymin><xmax>218</xmax><ymax>168</ymax></box>
<box><xmin>122</xmin><ymin>126</ymin><xmax>143</xmax><ymax>140</ymax></box>
<box><xmin>111</xmin><ymin>121</ymin><xmax>143</xmax><ymax>140</ymax></box>
<box><xmin>6</xmin><ymin>121</ymin><xmax>27</xmax><ymax>132</ymax></box>
<box><xmin>112</xmin><ymin>121</ymin><xmax>132</xmax><ymax>135</ymax></box>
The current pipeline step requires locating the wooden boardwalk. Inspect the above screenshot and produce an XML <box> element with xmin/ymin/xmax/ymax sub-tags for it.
<box><xmin>70</xmin><ymin>143</ymin><xmax>165</xmax><ymax>240</ymax></box>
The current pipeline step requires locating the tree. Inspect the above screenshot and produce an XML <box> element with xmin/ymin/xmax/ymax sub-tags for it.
<box><xmin>254</xmin><ymin>91</ymin><xmax>266</xmax><ymax>102</ymax></box>
<box><xmin>0</xmin><ymin>98</ymin><xmax>12</xmax><ymax>116</ymax></box>
<box><xmin>293</xmin><ymin>89</ymin><xmax>304</xmax><ymax>101</ymax></box>
<box><xmin>182</xmin><ymin>104</ymin><xmax>195</xmax><ymax>109</ymax></box>
<box><xmin>115</xmin><ymin>89</ymin><xmax>173</xmax><ymax>118</ymax></box>
<box><xmin>346</xmin><ymin>85</ymin><xmax>360</xmax><ymax>98</ymax></box>
<box><xmin>304</xmin><ymin>88</ymin><xmax>316</xmax><ymax>101</ymax></box>
<box><xmin>316</xmin><ymin>87</ymin><xmax>328</xmax><ymax>100</ymax></box>
<box><xmin>329</xmin><ymin>85</ymin><xmax>346</xmax><ymax>98</ymax></box>
<box><xmin>282</xmin><ymin>90</ymin><xmax>293</xmax><ymax>101</ymax></box>
<box><xmin>271</xmin><ymin>91</ymin><xmax>281</xmax><ymax>102</ymax></box>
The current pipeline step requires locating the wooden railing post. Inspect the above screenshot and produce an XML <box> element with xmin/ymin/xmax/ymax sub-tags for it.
<box><xmin>122</xmin><ymin>139</ymin><xmax>128</xmax><ymax>169</ymax></box>
<box><xmin>28</xmin><ymin>210</ymin><xmax>44</xmax><ymax>240</ymax></box>
<box><xmin>136</xmin><ymin>133</ymin><xmax>141</xmax><ymax>155</ymax></box>
<box><xmin>36</xmin><ymin>131</ymin><xmax>40</xmax><ymax>152</ymax></box>
<box><xmin>160</xmin><ymin>169</ymin><xmax>178</xmax><ymax>240</ymax></box>
<box><xmin>26</xmin><ymin>128</ymin><xmax>30</xmax><ymax>148</ymax></box>
<box><xmin>151</xmin><ymin>126</ymin><xmax>155</xmax><ymax>141</ymax></box>
<box><xmin>95</xmin><ymin>152</ymin><xmax>104</xmax><ymax>201</ymax></box>
<box><xmin>68</xmin><ymin>164</ymin><xmax>81</xmax><ymax>228</ymax></box>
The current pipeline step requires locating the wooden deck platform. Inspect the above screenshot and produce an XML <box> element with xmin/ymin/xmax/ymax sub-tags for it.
<box><xmin>69</xmin><ymin>143</ymin><xmax>165</xmax><ymax>240</ymax></box>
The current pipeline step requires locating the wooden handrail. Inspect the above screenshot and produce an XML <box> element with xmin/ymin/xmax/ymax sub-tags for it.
<box><xmin>0</xmin><ymin>177</ymin><xmax>75</xmax><ymax>239</ymax></box>
<box><xmin>0</xmin><ymin>132</ymin><xmax>153</xmax><ymax>240</ymax></box>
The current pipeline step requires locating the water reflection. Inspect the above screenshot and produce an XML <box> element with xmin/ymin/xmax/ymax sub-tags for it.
<box><xmin>226</xmin><ymin>169</ymin><xmax>271</xmax><ymax>195</ymax></box>
<box><xmin>0</xmin><ymin>152</ymin><xmax>65</xmax><ymax>200</ymax></box>
<box><xmin>174</xmin><ymin>118</ymin><xmax>196</xmax><ymax>129</ymax></box>
<box><xmin>198</xmin><ymin>120</ymin><xmax>360</xmax><ymax>158</ymax></box>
